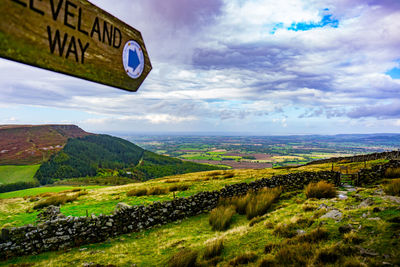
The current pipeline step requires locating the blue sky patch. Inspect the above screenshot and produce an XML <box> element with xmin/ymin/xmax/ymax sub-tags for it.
<box><xmin>386</xmin><ymin>67</ymin><xmax>400</xmax><ymax>79</ymax></box>
<box><xmin>287</xmin><ymin>14</ymin><xmax>339</xmax><ymax>31</ymax></box>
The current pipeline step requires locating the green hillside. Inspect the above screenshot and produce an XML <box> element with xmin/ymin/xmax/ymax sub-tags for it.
<box><xmin>0</xmin><ymin>165</ymin><xmax>40</xmax><ymax>185</ymax></box>
<box><xmin>35</xmin><ymin>134</ymin><xmax>224</xmax><ymax>184</ymax></box>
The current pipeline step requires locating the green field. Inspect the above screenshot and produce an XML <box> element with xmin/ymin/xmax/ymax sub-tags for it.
<box><xmin>0</xmin><ymin>165</ymin><xmax>40</xmax><ymax>185</ymax></box>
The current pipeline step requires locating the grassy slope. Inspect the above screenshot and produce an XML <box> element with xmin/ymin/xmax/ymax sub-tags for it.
<box><xmin>0</xmin><ymin>159</ymin><xmax>399</xmax><ymax>266</ymax></box>
<box><xmin>0</xmin><ymin>165</ymin><xmax>40</xmax><ymax>185</ymax></box>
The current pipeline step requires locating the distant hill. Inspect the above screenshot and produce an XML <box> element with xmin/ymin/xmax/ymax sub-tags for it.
<box><xmin>0</xmin><ymin>125</ymin><xmax>91</xmax><ymax>165</ymax></box>
<box><xmin>35</xmin><ymin>134</ymin><xmax>224</xmax><ymax>184</ymax></box>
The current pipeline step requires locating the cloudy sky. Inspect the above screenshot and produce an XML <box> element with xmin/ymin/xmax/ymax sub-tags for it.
<box><xmin>1</xmin><ymin>0</ymin><xmax>400</xmax><ymax>135</ymax></box>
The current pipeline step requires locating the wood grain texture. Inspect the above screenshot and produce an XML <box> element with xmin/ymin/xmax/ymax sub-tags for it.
<box><xmin>0</xmin><ymin>0</ymin><xmax>152</xmax><ymax>92</ymax></box>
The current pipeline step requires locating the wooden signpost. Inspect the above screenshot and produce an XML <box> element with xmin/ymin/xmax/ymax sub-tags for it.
<box><xmin>0</xmin><ymin>0</ymin><xmax>152</xmax><ymax>92</ymax></box>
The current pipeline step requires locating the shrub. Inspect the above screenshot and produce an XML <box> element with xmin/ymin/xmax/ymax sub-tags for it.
<box><xmin>384</xmin><ymin>178</ymin><xmax>400</xmax><ymax>196</ymax></box>
<box><xmin>385</xmin><ymin>167</ymin><xmax>400</xmax><ymax>178</ymax></box>
<box><xmin>305</xmin><ymin>181</ymin><xmax>336</xmax><ymax>199</ymax></box>
<box><xmin>228</xmin><ymin>252</ymin><xmax>258</xmax><ymax>266</ymax></box>
<box><xmin>127</xmin><ymin>188</ymin><xmax>147</xmax><ymax>197</ymax></box>
<box><xmin>203</xmin><ymin>238</ymin><xmax>224</xmax><ymax>259</ymax></box>
<box><xmin>209</xmin><ymin>205</ymin><xmax>236</xmax><ymax>231</ymax></box>
<box><xmin>246</xmin><ymin>187</ymin><xmax>282</xmax><ymax>219</ymax></box>
<box><xmin>168</xmin><ymin>248</ymin><xmax>198</xmax><ymax>267</ymax></box>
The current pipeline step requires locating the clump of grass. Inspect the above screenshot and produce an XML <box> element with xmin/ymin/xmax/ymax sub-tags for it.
<box><xmin>305</xmin><ymin>180</ymin><xmax>336</xmax><ymax>199</ymax></box>
<box><xmin>273</xmin><ymin>223</ymin><xmax>297</xmax><ymax>238</ymax></box>
<box><xmin>168</xmin><ymin>248</ymin><xmax>198</xmax><ymax>267</ymax></box>
<box><xmin>384</xmin><ymin>178</ymin><xmax>400</xmax><ymax>196</ymax></box>
<box><xmin>246</xmin><ymin>187</ymin><xmax>282</xmax><ymax>220</ymax></box>
<box><xmin>274</xmin><ymin>242</ymin><xmax>313</xmax><ymax>266</ymax></box>
<box><xmin>385</xmin><ymin>167</ymin><xmax>400</xmax><ymax>178</ymax></box>
<box><xmin>290</xmin><ymin>227</ymin><xmax>329</xmax><ymax>243</ymax></box>
<box><xmin>127</xmin><ymin>188</ymin><xmax>147</xmax><ymax>197</ymax></box>
<box><xmin>302</xmin><ymin>203</ymin><xmax>317</xmax><ymax>211</ymax></box>
<box><xmin>343</xmin><ymin>258</ymin><xmax>366</xmax><ymax>267</ymax></box>
<box><xmin>222</xmin><ymin>188</ymin><xmax>281</xmax><ymax>219</ymax></box>
<box><xmin>264</xmin><ymin>243</ymin><xmax>278</xmax><ymax>254</ymax></box>
<box><xmin>258</xmin><ymin>255</ymin><xmax>276</xmax><ymax>267</ymax></box>
<box><xmin>314</xmin><ymin>245</ymin><xmax>342</xmax><ymax>265</ymax></box>
<box><xmin>228</xmin><ymin>252</ymin><xmax>258</xmax><ymax>266</ymax></box>
<box><xmin>147</xmin><ymin>187</ymin><xmax>169</xmax><ymax>195</ymax></box>
<box><xmin>203</xmin><ymin>238</ymin><xmax>224</xmax><ymax>259</ymax></box>
<box><xmin>38</xmin><ymin>192</ymin><xmax>56</xmax><ymax>198</ymax></box>
<box><xmin>223</xmin><ymin>172</ymin><xmax>235</xmax><ymax>179</ymax></box>
<box><xmin>207</xmin><ymin>171</ymin><xmax>223</xmax><ymax>177</ymax></box>
<box><xmin>209</xmin><ymin>205</ymin><xmax>236</xmax><ymax>231</ymax></box>
<box><xmin>343</xmin><ymin>231</ymin><xmax>364</xmax><ymax>244</ymax></box>
<box><xmin>273</xmin><ymin>217</ymin><xmax>314</xmax><ymax>238</ymax></box>
<box><xmin>168</xmin><ymin>184</ymin><xmax>190</xmax><ymax>192</ymax></box>
<box><xmin>127</xmin><ymin>186</ymin><xmax>173</xmax><ymax>197</ymax></box>
<box><xmin>249</xmin><ymin>216</ymin><xmax>264</xmax><ymax>226</ymax></box>
<box><xmin>33</xmin><ymin>194</ymin><xmax>79</xmax><ymax>210</ymax></box>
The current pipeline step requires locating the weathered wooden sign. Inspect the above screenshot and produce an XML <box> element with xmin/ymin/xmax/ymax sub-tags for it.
<box><xmin>0</xmin><ymin>0</ymin><xmax>152</xmax><ymax>92</ymax></box>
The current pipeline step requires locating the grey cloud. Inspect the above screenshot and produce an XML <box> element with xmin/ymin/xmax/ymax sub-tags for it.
<box><xmin>348</xmin><ymin>101</ymin><xmax>400</xmax><ymax>119</ymax></box>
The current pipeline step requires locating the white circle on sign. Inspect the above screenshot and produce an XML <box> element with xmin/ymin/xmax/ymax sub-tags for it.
<box><xmin>122</xmin><ymin>40</ymin><xmax>145</xmax><ymax>79</ymax></box>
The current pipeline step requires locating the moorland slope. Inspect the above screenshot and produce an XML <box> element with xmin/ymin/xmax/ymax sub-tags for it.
<box><xmin>0</xmin><ymin>125</ymin><xmax>90</xmax><ymax>165</ymax></box>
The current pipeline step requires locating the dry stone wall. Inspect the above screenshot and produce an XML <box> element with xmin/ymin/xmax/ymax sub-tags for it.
<box><xmin>306</xmin><ymin>150</ymin><xmax>400</xmax><ymax>165</ymax></box>
<box><xmin>354</xmin><ymin>160</ymin><xmax>400</xmax><ymax>186</ymax></box>
<box><xmin>0</xmin><ymin>171</ymin><xmax>340</xmax><ymax>259</ymax></box>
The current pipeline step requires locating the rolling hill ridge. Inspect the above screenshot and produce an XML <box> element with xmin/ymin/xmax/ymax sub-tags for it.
<box><xmin>0</xmin><ymin>124</ymin><xmax>91</xmax><ymax>165</ymax></box>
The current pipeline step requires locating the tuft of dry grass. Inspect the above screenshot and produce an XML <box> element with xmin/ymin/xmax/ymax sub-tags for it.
<box><xmin>273</xmin><ymin>217</ymin><xmax>314</xmax><ymax>238</ymax></box>
<box><xmin>221</xmin><ymin>187</ymin><xmax>281</xmax><ymax>219</ymax></box>
<box><xmin>245</xmin><ymin>187</ymin><xmax>282</xmax><ymax>220</ymax></box>
<box><xmin>168</xmin><ymin>248</ymin><xmax>198</xmax><ymax>267</ymax></box>
<box><xmin>126</xmin><ymin>188</ymin><xmax>147</xmax><ymax>197</ymax></box>
<box><xmin>302</xmin><ymin>203</ymin><xmax>317</xmax><ymax>211</ymax></box>
<box><xmin>33</xmin><ymin>193</ymin><xmax>79</xmax><ymax>210</ymax></box>
<box><xmin>305</xmin><ymin>180</ymin><xmax>336</xmax><ymax>199</ymax></box>
<box><xmin>203</xmin><ymin>238</ymin><xmax>224</xmax><ymax>259</ymax></box>
<box><xmin>384</xmin><ymin>178</ymin><xmax>400</xmax><ymax>196</ymax></box>
<box><xmin>168</xmin><ymin>184</ymin><xmax>190</xmax><ymax>192</ymax></box>
<box><xmin>343</xmin><ymin>231</ymin><xmax>364</xmax><ymax>244</ymax></box>
<box><xmin>209</xmin><ymin>205</ymin><xmax>236</xmax><ymax>231</ymax></box>
<box><xmin>147</xmin><ymin>187</ymin><xmax>169</xmax><ymax>195</ymax></box>
<box><xmin>314</xmin><ymin>245</ymin><xmax>341</xmax><ymax>265</ymax></box>
<box><xmin>258</xmin><ymin>255</ymin><xmax>276</xmax><ymax>267</ymax></box>
<box><xmin>207</xmin><ymin>171</ymin><xmax>223</xmax><ymax>177</ymax></box>
<box><xmin>274</xmin><ymin>242</ymin><xmax>313</xmax><ymax>266</ymax></box>
<box><xmin>228</xmin><ymin>252</ymin><xmax>258</xmax><ymax>266</ymax></box>
<box><xmin>385</xmin><ymin>167</ymin><xmax>400</xmax><ymax>178</ymax></box>
<box><xmin>290</xmin><ymin>227</ymin><xmax>329</xmax><ymax>244</ymax></box>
